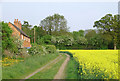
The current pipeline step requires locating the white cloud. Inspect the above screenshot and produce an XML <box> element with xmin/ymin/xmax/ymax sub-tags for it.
<box><xmin>1</xmin><ymin>0</ymin><xmax>119</xmax><ymax>2</ymax></box>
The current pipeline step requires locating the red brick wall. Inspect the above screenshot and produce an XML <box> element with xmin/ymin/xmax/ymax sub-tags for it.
<box><xmin>21</xmin><ymin>35</ymin><xmax>31</xmax><ymax>47</ymax></box>
<box><xmin>8</xmin><ymin>19</ymin><xmax>31</xmax><ymax>47</ymax></box>
<box><xmin>8</xmin><ymin>22</ymin><xmax>20</xmax><ymax>37</ymax></box>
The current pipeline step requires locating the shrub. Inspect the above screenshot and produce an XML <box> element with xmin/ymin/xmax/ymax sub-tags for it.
<box><xmin>28</xmin><ymin>44</ymin><xmax>47</xmax><ymax>55</ymax></box>
<box><xmin>20</xmin><ymin>48</ymin><xmax>29</xmax><ymax>58</ymax></box>
<box><xmin>45</xmin><ymin>45</ymin><xmax>56</xmax><ymax>54</ymax></box>
<box><xmin>28</xmin><ymin>44</ymin><xmax>57</xmax><ymax>55</ymax></box>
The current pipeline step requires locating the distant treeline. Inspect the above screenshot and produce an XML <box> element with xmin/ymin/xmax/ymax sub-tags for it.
<box><xmin>21</xmin><ymin>13</ymin><xmax>120</xmax><ymax>50</ymax></box>
<box><xmin>1</xmin><ymin>13</ymin><xmax>120</xmax><ymax>53</ymax></box>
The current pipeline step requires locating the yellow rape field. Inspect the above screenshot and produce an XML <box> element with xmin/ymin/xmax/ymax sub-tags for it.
<box><xmin>60</xmin><ymin>50</ymin><xmax>119</xmax><ymax>79</ymax></box>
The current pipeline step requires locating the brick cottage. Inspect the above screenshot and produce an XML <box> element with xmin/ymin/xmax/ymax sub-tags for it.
<box><xmin>8</xmin><ymin>19</ymin><xmax>31</xmax><ymax>48</ymax></box>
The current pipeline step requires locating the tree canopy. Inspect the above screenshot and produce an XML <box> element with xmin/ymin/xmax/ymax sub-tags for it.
<box><xmin>93</xmin><ymin>14</ymin><xmax>120</xmax><ymax>50</ymax></box>
<box><xmin>40</xmin><ymin>13</ymin><xmax>69</xmax><ymax>35</ymax></box>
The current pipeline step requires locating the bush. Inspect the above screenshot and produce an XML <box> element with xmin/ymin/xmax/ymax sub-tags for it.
<box><xmin>45</xmin><ymin>45</ymin><xmax>56</xmax><ymax>54</ymax></box>
<box><xmin>28</xmin><ymin>44</ymin><xmax>57</xmax><ymax>55</ymax></box>
<box><xmin>20</xmin><ymin>48</ymin><xmax>29</xmax><ymax>58</ymax></box>
<box><xmin>28</xmin><ymin>44</ymin><xmax>47</xmax><ymax>55</ymax></box>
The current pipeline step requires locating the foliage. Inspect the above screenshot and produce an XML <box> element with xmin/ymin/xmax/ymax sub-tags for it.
<box><xmin>28</xmin><ymin>44</ymin><xmax>57</xmax><ymax>55</ymax></box>
<box><xmin>28</xmin><ymin>44</ymin><xmax>47</xmax><ymax>55</ymax></box>
<box><xmin>40</xmin><ymin>13</ymin><xmax>69</xmax><ymax>35</ymax></box>
<box><xmin>19</xmin><ymin>48</ymin><xmax>29</xmax><ymax>58</ymax></box>
<box><xmin>2</xmin><ymin>22</ymin><xmax>13</xmax><ymax>52</ymax></box>
<box><xmin>93</xmin><ymin>14</ymin><xmax>120</xmax><ymax>49</ymax></box>
<box><xmin>85</xmin><ymin>29</ymin><xmax>96</xmax><ymax>43</ymax></box>
<box><xmin>45</xmin><ymin>45</ymin><xmax>56</xmax><ymax>54</ymax></box>
<box><xmin>39</xmin><ymin>35</ymin><xmax>52</xmax><ymax>44</ymax></box>
<box><xmin>90</xmin><ymin>33</ymin><xmax>112</xmax><ymax>49</ymax></box>
<box><xmin>22</xmin><ymin>21</ymin><xmax>32</xmax><ymax>37</ymax></box>
<box><xmin>72</xmin><ymin>30</ymin><xmax>84</xmax><ymax>40</ymax></box>
<box><xmin>56</xmin><ymin>35</ymin><xmax>74</xmax><ymax>46</ymax></box>
<box><xmin>76</xmin><ymin>36</ymin><xmax>87</xmax><ymax>45</ymax></box>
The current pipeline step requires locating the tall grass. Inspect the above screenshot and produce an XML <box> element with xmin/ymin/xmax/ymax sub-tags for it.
<box><xmin>2</xmin><ymin>53</ymin><xmax>59</xmax><ymax>79</ymax></box>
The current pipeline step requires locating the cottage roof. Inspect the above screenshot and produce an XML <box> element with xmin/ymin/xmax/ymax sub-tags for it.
<box><xmin>10</xmin><ymin>22</ymin><xmax>30</xmax><ymax>38</ymax></box>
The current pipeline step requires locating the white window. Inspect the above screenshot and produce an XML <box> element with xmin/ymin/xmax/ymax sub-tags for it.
<box><xmin>21</xmin><ymin>35</ymin><xmax>23</xmax><ymax>40</ymax></box>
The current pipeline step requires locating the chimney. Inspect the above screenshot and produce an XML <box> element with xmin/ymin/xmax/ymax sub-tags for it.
<box><xmin>14</xmin><ymin>19</ymin><xmax>17</xmax><ymax>26</ymax></box>
<box><xmin>18</xmin><ymin>21</ymin><xmax>22</xmax><ymax>30</ymax></box>
<box><xmin>14</xmin><ymin>19</ymin><xmax>21</xmax><ymax>30</ymax></box>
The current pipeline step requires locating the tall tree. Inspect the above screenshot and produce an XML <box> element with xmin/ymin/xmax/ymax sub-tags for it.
<box><xmin>40</xmin><ymin>13</ymin><xmax>69</xmax><ymax>35</ymax></box>
<box><xmin>22</xmin><ymin>21</ymin><xmax>33</xmax><ymax>43</ymax></box>
<box><xmin>93</xmin><ymin>14</ymin><xmax>120</xmax><ymax>50</ymax></box>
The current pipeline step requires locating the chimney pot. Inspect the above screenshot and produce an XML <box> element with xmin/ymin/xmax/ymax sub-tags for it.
<box><xmin>19</xmin><ymin>21</ymin><xmax>21</xmax><ymax>24</ymax></box>
<box><xmin>17</xmin><ymin>19</ymin><xmax>18</xmax><ymax>22</ymax></box>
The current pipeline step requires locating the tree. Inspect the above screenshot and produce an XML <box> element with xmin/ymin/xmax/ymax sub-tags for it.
<box><xmin>76</xmin><ymin>36</ymin><xmax>87</xmax><ymax>45</ymax></box>
<box><xmin>93</xmin><ymin>14</ymin><xmax>120</xmax><ymax>50</ymax></box>
<box><xmin>85</xmin><ymin>29</ymin><xmax>96</xmax><ymax>43</ymax></box>
<box><xmin>79</xmin><ymin>30</ymin><xmax>84</xmax><ymax>37</ymax></box>
<box><xmin>73</xmin><ymin>30</ymin><xmax>84</xmax><ymax>40</ymax></box>
<box><xmin>2</xmin><ymin>22</ymin><xmax>23</xmax><ymax>57</ymax></box>
<box><xmin>33</xmin><ymin>25</ymin><xmax>46</xmax><ymax>44</ymax></box>
<box><xmin>90</xmin><ymin>30</ymin><xmax>112</xmax><ymax>49</ymax></box>
<box><xmin>40</xmin><ymin>13</ymin><xmax>69</xmax><ymax>35</ymax></box>
<box><xmin>22</xmin><ymin>21</ymin><xmax>32</xmax><ymax>38</ymax></box>
<box><xmin>2</xmin><ymin>22</ymin><xmax>13</xmax><ymax>52</ymax></box>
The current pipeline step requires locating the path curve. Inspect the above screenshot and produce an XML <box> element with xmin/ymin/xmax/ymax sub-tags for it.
<box><xmin>20</xmin><ymin>55</ymin><xmax>62</xmax><ymax>81</ymax></box>
<box><xmin>53</xmin><ymin>54</ymin><xmax>70</xmax><ymax>79</ymax></box>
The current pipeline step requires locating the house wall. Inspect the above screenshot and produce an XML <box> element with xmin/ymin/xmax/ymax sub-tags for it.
<box><xmin>8</xmin><ymin>22</ymin><xmax>20</xmax><ymax>37</ymax></box>
<box><xmin>8</xmin><ymin>19</ymin><xmax>31</xmax><ymax>48</ymax></box>
<box><xmin>21</xmin><ymin>35</ymin><xmax>31</xmax><ymax>47</ymax></box>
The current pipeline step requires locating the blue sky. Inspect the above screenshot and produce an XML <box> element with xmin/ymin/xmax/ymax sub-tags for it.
<box><xmin>1</xmin><ymin>2</ymin><xmax>118</xmax><ymax>32</ymax></box>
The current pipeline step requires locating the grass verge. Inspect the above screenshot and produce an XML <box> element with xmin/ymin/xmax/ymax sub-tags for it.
<box><xmin>60</xmin><ymin>51</ymin><xmax>79</xmax><ymax>79</ymax></box>
<box><xmin>2</xmin><ymin>53</ymin><xmax>59</xmax><ymax>79</ymax></box>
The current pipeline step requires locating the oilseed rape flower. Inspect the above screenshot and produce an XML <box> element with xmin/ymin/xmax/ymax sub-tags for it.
<box><xmin>60</xmin><ymin>50</ymin><xmax>118</xmax><ymax>79</ymax></box>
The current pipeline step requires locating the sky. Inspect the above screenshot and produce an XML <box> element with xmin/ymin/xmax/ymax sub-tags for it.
<box><xmin>1</xmin><ymin>1</ymin><xmax>118</xmax><ymax>32</ymax></box>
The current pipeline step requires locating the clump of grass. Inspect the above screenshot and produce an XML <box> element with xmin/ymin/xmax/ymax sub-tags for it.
<box><xmin>2</xmin><ymin>53</ymin><xmax>59</xmax><ymax>79</ymax></box>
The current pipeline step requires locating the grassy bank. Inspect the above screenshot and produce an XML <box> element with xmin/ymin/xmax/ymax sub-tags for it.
<box><xmin>2</xmin><ymin>53</ymin><xmax>59</xmax><ymax>79</ymax></box>
<box><xmin>28</xmin><ymin>54</ymin><xmax>67</xmax><ymax>79</ymax></box>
